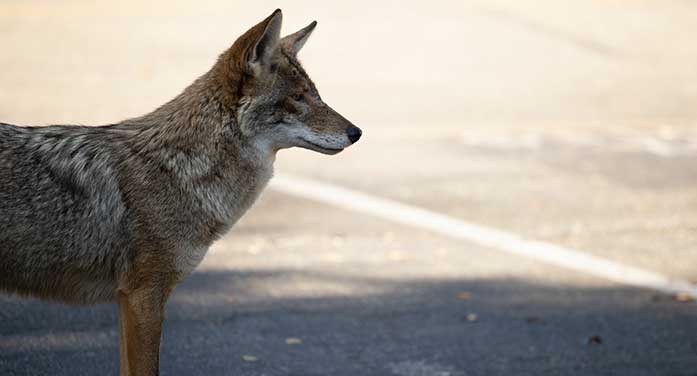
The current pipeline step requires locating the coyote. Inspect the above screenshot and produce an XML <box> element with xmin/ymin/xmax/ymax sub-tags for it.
<box><xmin>0</xmin><ymin>9</ymin><xmax>361</xmax><ymax>375</ymax></box>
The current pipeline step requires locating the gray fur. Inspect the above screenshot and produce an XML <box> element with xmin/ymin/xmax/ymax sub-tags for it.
<box><xmin>0</xmin><ymin>124</ymin><xmax>130</xmax><ymax>302</ymax></box>
<box><xmin>0</xmin><ymin>14</ymin><xmax>360</xmax><ymax>306</ymax></box>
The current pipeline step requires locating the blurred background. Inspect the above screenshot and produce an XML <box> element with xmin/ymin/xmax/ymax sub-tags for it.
<box><xmin>1</xmin><ymin>1</ymin><xmax>696</xmax><ymax>375</ymax></box>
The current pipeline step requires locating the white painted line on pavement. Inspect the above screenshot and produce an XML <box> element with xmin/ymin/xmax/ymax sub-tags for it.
<box><xmin>270</xmin><ymin>174</ymin><xmax>697</xmax><ymax>298</ymax></box>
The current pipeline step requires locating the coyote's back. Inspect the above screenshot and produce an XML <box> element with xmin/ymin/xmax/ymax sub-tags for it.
<box><xmin>0</xmin><ymin>123</ymin><xmax>130</xmax><ymax>303</ymax></box>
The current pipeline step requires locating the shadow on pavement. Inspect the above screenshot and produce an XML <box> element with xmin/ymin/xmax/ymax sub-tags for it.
<box><xmin>1</xmin><ymin>269</ymin><xmax>696</xmax><ymax>376</ymax></box>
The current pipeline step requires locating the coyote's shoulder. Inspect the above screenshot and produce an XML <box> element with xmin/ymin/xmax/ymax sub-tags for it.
<box><xmin>0</xmin><ymin>123</ymin><xmax>129</xmax><ymax>303</ymax></box>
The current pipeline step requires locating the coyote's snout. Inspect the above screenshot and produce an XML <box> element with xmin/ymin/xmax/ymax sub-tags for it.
<box><xmin>0</xmin><ymin>9</ymin><xmax>359</xmax><ymax>376</ymax></box>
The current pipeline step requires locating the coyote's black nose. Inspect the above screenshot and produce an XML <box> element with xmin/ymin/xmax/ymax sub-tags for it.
<box><xmin>347</xmin><ymin>126</ymin><xmax>362</xmax><ymax>144</ymax></box>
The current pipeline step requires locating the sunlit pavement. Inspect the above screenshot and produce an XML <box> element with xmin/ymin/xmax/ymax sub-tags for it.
<box><xmin>1</xmin><ymin>1</ymin><xmax>697</xmax><ymax>375</ymax></box>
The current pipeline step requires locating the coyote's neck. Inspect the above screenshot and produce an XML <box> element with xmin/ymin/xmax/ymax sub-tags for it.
<box><xmin>124</xmin><ymin>70</ymin><xmax>273</xmax><ymax>164</ymax></box>
<box><xmin>119</xmin><ymin>72</ymin><xmax>275</xmax><ymax>240</ymax></box>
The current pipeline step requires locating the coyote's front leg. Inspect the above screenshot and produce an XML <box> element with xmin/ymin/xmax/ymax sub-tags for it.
<box><xmin>118</xmin><ymin>282</ymin><xmax>171</xmax><ymax>376</ymax></box>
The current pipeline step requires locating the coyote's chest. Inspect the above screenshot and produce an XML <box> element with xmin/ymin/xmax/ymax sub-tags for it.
<box><xmin>172</xmin><ymin>149</ymin><xmax>274</xmax><ymax>278</ymax></box>
<box><xmin>194</xmin><ymin>160</ymin><xmax>273</xmax><ymax>224</ymax></box>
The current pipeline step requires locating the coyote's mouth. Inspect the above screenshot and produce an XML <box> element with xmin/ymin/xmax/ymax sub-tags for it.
<box><xmin>298</xmin><ymin>139</ymin><xmax>344</xmax><ymax>155</ymax></box>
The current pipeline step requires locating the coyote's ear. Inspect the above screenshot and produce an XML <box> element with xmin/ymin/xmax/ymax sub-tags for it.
<box><xmin>242</xmin><ymin>9</ymin><xmax>282</xmax><ymax>75</ymax></box>
<box><xmin>281</xmin><ymin>21</ymin><xmax>317</xmax><ymax>55</ymax></box>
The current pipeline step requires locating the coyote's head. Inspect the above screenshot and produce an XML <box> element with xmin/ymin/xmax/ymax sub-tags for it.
<box><xmin>215</xmin><ymin>9</ymin><xmax>361</xmax><ymax>155</ymax></box>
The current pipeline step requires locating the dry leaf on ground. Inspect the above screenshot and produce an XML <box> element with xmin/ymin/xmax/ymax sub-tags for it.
<box><xmin>285</xmin><ymin>338</ymin><xmax>302</xmax><ymax>345</ymax></box>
